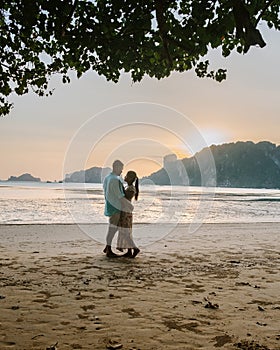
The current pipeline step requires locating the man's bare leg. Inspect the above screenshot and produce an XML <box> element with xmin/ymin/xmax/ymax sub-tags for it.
<box><xmin>104</xmin><ymin>213</ymin><xmax>120</xmax><ymax>257</ymax></box>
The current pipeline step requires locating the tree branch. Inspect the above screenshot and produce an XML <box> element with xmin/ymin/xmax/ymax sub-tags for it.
<box><xmin>61</xmin><ymin>0</ymin><xmax>79</xmax><ymax>36</ymax></box>
<box><xmin>155</xmin><ymin>0</ymin><xmax>173</xmax><ymax>66</ymax></box>
<box><xmin>255</xmin><ymin>0</ymin><xmax>275</xmax><ymax>26</ymax></box>
<box><xmin>232</xmin><ymin>0</ymin><xmax>266</xmax><ymax>52</ymax></box>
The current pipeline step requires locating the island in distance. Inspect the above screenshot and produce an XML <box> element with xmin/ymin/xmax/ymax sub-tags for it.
<box><xmin>143</xmin><ymin>141</ymin><xmax>280</xmax><ymax>189</ymax></box>
<box><xmin>64</xmin><ymin>166</ymin><xmax>111</xmax><ymax>183</ymax></box>
<box><xmin>8</xmin><ymin>173</ymin><xmax>41</xmax><ymax>182</ymax></box>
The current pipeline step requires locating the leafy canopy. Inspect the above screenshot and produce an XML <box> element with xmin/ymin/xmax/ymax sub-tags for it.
<box><xmin>1</xmin><ymin>0</ymin><xmax>279</xmax><ymax>116</ymax></box>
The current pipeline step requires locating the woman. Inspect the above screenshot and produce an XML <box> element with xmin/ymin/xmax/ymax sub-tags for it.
<box><xmin>117</xmin><ymin>170</ymin><xmax>140</xmax><ymax>258</ymax></box>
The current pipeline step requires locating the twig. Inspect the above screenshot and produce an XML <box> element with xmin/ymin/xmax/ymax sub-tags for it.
<box><xmin>61</xmin><ymin>0</ymin><xmax>79</xmax><ymax>36</ymax></box>
<box><xmin>255</xmin><ymin>0</ymin><xmax>275</xmax><ymax>26</ymax></box>
<box><xmin>31</xmin><ymin>334</ymin><xmax>44</xmax><ymax>340</ymax></box>
<box><xmin>155</xmin><ymin>0</ymin><xmax>173</xmax><ymax>66</ymax></box>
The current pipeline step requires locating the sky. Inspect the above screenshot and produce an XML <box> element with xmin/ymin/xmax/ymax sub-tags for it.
<box><xmin>0</xmin><ymin>27</ymin><xmax>279</xmax><ymax>181</ymax></box>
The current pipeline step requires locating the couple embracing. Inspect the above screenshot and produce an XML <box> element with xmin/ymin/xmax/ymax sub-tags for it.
<box><xmin>103</xmin><ymin>160</ymin><xmax>140</xmax><ymax>258</ymax></box>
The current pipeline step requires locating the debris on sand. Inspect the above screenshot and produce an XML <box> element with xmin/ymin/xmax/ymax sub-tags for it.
<box><xmin>46</xmin><ymin>341</ymin><xmax>58</xmax><ymax>350</ymax></box>
<box><xmin>204</xmin><ymin>297</ymin><xmax>219</xmax><ymax>309</ymax></box>
<box><xmin>106</xmin><ymin>339</ymin><xmax>123</xmax><ymax>349</ymax></box>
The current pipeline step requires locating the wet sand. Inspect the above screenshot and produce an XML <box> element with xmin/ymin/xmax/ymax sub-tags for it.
<box><xmin>0</xmin><ymin>223</ymin><xmax>279</xmax><ymax>350</ymax></box>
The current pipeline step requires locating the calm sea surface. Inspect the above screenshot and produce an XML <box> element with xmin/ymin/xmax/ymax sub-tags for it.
<box><xmin>0</xmin><ymin>181</ymin><xmax>280</xmax><ymax>225</ymax></box>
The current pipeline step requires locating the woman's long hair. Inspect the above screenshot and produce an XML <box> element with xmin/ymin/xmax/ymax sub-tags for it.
<box><xmin>127</xmin><ymin>170</ymin><xmax>139</xmax><ymax>201</ymax></box>
<box><xmin>135</xmin><ymin>177</ymin><xmax>139</xmax><ymax>201</ymax></box>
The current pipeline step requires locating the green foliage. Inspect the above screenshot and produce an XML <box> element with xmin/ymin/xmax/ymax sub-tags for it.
<box><xmin>1</xmin><ymin>0</ymin><xmax>279</xmax><ymax>116</ymax></box>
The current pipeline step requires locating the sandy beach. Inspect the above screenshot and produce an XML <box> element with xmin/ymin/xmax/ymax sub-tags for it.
<box><xmin>0</xmin><ymin>223</ymin><xmax>279</xmax><ymax>350</ymax></box>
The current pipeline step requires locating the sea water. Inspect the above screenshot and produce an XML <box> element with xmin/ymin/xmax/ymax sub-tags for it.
<box><xmin>0</xmin><ymin>181</ymin><xmax>280</xmax><ymax>225</ymax></box>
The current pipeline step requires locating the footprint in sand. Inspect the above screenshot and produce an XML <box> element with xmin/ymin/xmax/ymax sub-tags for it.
<box><xmin>0</xmin><ymin>341</ymin><xmax>16</xmax><ymax>347</ymax></box>
<box><xmin>213</xmin><ymin>335</ymin><xmax>232</xmax><ymax>347</ymax></box>
<box><xmin>162</xmin><ymin>318</ymin><xmax>201</xmax><ymax>333</ymax></box>
<box><xmin>122</xmin><ymin>307</ymin><xmax>141</xmax><ymax>318</ymax></box>
<box><xmin>80</xmin><ymin>304</ymin><xmax>95</xmax><ymax>311</ymax></box>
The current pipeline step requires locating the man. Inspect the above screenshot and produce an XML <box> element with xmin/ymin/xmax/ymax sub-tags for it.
<box><xmin>103</xmin><ymin>160</ymin><xmax>133</xmax><ymax>257</ymax></box>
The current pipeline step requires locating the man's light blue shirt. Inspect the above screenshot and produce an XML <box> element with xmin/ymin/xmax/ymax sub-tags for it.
<box><xmin>103</xmin><ymin>172</ymin><xmax>124</xmax><ymax>216</ymax></box>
